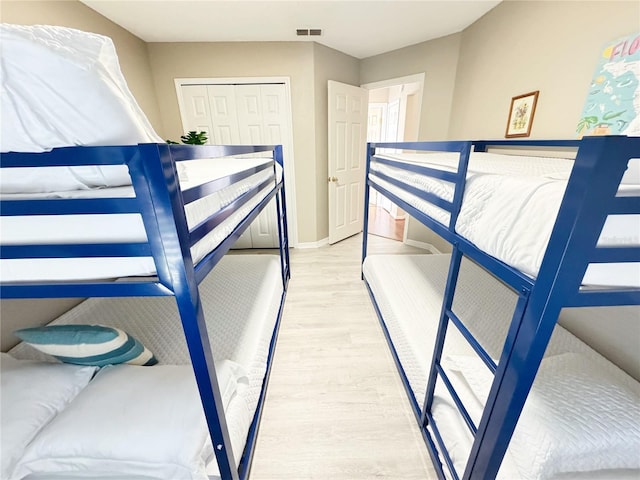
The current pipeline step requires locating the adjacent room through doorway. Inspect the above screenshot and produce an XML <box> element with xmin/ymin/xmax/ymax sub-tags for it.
<box><xmin>365</xmin><ymin>77</ymin><xmax>422</xmax><ymax>242</ymax></box>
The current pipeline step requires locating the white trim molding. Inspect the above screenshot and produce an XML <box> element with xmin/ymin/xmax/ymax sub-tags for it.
<box><xmin>404</xmin><ymin>238</ymin><xmax>441</xmax><ymax>254</ymax></box>
<box><xmin>296</xmin><ymin>237</ymin><xmax>329</xmax><ymax>249</ymax></box>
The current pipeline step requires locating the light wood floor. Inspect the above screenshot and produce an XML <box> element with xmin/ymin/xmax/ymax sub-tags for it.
<box><xmin>249</xmin><ymin>234</ymin><xmax>436</xmax><ymax>479</ymax></box>
<box><xmin>368</xmin><ymin>205</ymin><xmax>405</xmax><ymax>242</ymax></box>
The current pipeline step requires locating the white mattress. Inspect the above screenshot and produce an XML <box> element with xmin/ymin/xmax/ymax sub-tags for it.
<box><xmin>10</xmin><ymin>254</ymin><xmax>284</xmax><ymax>478</ymax></box>
<box><xmin>363</xmin><ymin>253</ymin><xmax>640</xmax><ymax>480</ymax></box>
<box><xmin>369</xmin><ymin>151</ymin><xmax>640</xmax><ymax>287</ymax></box>
<box><xmin>0</xmin><ymin>157</ymin><xmax>282</xmax><ymax>282</ymax></box>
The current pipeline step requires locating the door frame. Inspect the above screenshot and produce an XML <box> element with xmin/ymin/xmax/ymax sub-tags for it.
<box><xmin>174</xmin><ymin>76</ymin><xmax>299</xmax><ymax>248</ymax></box>
<box><xmin>361</xmin><ymin>73</ymin><xmax>425</xmax><ymax>243</ymax></box>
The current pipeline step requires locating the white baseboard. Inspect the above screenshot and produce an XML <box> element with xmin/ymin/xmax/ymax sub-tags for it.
<box><xmin>295</xmin><ymin>237</ymin><xmax>329</xmax><ymax>249</ymax></box>
<box><xmin>404</xmin><ymin>239</ymin><xmax>441</xmax><ymax>254</ymax></box>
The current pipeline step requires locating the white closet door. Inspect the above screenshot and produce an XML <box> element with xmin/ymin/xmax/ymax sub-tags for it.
<box><xmin>180</xmin><ymin>85</ymin><xmax>213</xmax><ymax>141</ymax></box>
<box><xmin>235</xmin><ymin>84</ymin><xmax>285</xmax><ymax>248</ymax></box>
<box><xmin>206</xmin><ymin>85</ymin><xmax>241</xmax><ymax>144</ymax></box>
<box><xmin>178</xmin><ymin>83</ymin><xmax>288</xmax><ymax>249</ymax></box>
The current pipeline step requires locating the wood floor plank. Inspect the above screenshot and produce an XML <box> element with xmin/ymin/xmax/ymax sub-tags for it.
<box><xmin>250</xmin><ymin>234</ymin><xmax>436</xmax><ymax>479</ymax></box>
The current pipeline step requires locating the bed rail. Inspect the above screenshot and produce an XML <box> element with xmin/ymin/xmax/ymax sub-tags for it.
<box><xmin>362</xmin><ymin>135</ymin><xmax>639</xmax><ymax>480</ymax></box>
<box><xmin>1</xmin><ymin>143</ymin><xmax>282</xmax><ymax>296</ymax></box>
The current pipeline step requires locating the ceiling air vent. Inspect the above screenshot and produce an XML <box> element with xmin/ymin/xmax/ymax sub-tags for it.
<box><xmin>296</xmin><ymin>29</ymin><xmax>322</xmax><ymax>37</ymax></box>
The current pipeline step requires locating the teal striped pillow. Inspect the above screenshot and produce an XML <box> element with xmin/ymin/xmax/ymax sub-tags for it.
<box><xmin>14</xmin><ymin>325</ymin><xmax>158</xmax><ymax>367</ymax></box>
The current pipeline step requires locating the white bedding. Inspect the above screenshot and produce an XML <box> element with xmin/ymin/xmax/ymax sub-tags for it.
<box><xmin>369</xmin><ymin>151</ymin><xmax>640</xmax><ymax>287</ymax></box>
<box><xmin>0</xmin><ymin>157</ymin><xmax>282</xmax><ymax>282</ymax></box>
<box><xmin>9</xmin><ymin>254</ymin><xmax>284</xmax><ymax>479</ymax></box>
<box><xmin>1</xmin><ymin>24</ymin><xmax>162</xmax><ymax>156</ymax></box>
<box><xmin>363</xmin><ymin>253</ymin><xmax>640</xmax><ymax>480</ymax></box>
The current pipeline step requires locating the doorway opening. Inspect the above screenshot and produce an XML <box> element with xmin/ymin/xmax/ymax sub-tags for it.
<box><xmin>364</xmin><ymin>75</ymin><xmax>423</xmax><ymax>242</ymax></box>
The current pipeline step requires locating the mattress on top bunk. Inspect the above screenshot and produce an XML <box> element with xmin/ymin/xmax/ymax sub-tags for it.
<box><xmin>369</xmin><ymin>151</ymin><xmax>640</xmax><ymax>287</ymax></box>
<box><xmin>9</xmin><ymin>254</ymin><xmax>283</xmax><ymax>480</ymax></box>
<box><xmin>0</xmin><ymin>157</ymin><xmax>282</xmax><ymax>282</ymax></box>
<box><xmin>363</xmin><ymin>253</ymin><xmax>640</xmax><ymax>480</ymax></box>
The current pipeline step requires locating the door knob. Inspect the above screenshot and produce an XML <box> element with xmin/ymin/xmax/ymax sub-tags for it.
<box><xmin>328</xmin><ymin>176</ymin><xmax>338</xmax><ymax>183</ymax></box>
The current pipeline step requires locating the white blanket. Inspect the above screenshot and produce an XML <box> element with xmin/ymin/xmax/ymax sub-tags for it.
<box><xmin>370</xmin><ymin>151</ymin><xmax>640</xmax><ymax>287</ymax></box>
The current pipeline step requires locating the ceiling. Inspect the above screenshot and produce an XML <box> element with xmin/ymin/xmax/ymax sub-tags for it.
<box><xmin>81</xmin><ymin>1</ymin><xmax>501</xmax><ymax>59</ymax></box>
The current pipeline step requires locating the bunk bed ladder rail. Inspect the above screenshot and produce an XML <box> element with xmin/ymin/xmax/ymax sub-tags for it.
<box><xmin>462</xmin><ymin>135</ymin><xmax>640</xmax><ymax>480</ymax></box>
<box><xmin>418</xmin><ymin>136</ymin><xmax>639</xmax><ymax>480</ymax></box>
<box><xmin>419</xmin><ymin>244</ymin><xmax>531</xmax><ymax>480</ymax></box>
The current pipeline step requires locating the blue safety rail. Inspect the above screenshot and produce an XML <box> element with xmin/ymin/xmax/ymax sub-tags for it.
<box><xmin>0</xmin><ymin>143</ymin><xmax>291</xmax><ymax>480</ymax></box>
<box><xmin>361</xmin><ymin>136</ymin><xmax>639</xmax><ymax>480</ymax></box>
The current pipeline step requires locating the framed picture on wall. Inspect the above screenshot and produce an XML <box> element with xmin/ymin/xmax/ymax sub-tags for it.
<box><xmin>505</xmin><ymin>91</ymin><xmax>539</xmax><ymax>138</ymax></box>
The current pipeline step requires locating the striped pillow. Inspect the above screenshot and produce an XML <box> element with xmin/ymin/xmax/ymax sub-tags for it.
<box><xmin>14</xmin><ymin>325</ymin><xmax>157</xmax><ymax>367</ymax></box>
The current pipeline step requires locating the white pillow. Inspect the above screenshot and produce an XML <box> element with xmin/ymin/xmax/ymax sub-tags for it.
<box><xmin>0</xmin><ymin>353</ymin><xmax>97</xmax><ymax>480</ymax></box>
<box><xmin>445</xmin><ymin>353</ymin><xmax>640</xmax><ymax>479</ymax></box>
<box><xmin>0</xmin><ymin>23</ymin><xmax>163</xmax><ymax>192</ymax></box>
<box><xmin>13</xmin><ymin>362</ymin><xmax>246</xmax><ymax>480</ymax></box>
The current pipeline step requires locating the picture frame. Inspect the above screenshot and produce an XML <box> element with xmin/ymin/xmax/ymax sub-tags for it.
<box><xmin>505</xmin><ymin>90</ymin><xmax>539</xmax><ymax>138</ymax></box>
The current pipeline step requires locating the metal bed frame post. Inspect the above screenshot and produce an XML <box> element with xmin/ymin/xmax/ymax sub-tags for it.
<box><xmin>274</xmin><ymin>145</ymin><xmax>291</xmax><ymax>288</ymax></box>
<box><xmin>134</xmin><ymin>143</ymin><xmax>238</xmax><ymax>480</ymax></box>
<box><xmin>463</xmin><ymin>135</ymin><xmax>639</xmax><ymax>479</ymax></box>
<box><xmin>237</xmin><ymin>146</ymin><xmax>289</xmax><ymax>479</ymax></box>
<box><xmin>361</xmin><ymin>144</ymin><xmax>375</xmax><ymax>278</ymax></box>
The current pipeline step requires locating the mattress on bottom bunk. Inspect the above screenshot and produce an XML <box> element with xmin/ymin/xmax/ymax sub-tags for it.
<box><xmin>369</xmin><ymin>151</ymin><xmax>640</xmax><ymax>287</ymax></box>
<box><xmin>0</xmin><ymin>156</ymin><xmax>282</xmax><ymax>282</ymax></box>
<box><xmin>363</xmin><ymin>253</ymin><xmax>640</xmax><ymax>480</ymax></box>
<box><xmin>7</xmin><ymin>254</ymin><xmax>283</xmax><ymax>480</ymax></box>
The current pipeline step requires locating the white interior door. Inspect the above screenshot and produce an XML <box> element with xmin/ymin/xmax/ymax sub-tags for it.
<box><xmin>328</xmin><ymin>80</ymin><xmax>368</xmax><ymax>244</ymax></box>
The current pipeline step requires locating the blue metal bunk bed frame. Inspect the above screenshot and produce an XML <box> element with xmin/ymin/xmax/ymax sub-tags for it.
<box><xmin>361</xmin><ymin>135</ymin><xmax>640</xmax><ymax>479</ymax></box>
<box><xmin>0</xmin><ymin>143</ymin><xmax>291</xmax><ymax>480</ymax></box>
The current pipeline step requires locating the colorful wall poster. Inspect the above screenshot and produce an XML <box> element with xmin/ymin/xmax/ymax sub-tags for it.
<box><xmin>577</xmin><ymin>32</ymin><xmax>640</xmax><ymax>137</ymax></box>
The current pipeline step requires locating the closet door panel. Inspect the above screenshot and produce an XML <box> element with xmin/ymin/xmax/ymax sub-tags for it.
<box><xmin>206</xmin><ymin>85</ymin><xmax>241</xmax><ymax>144</ymax></box>
<box><xmin>181</xmin><ymin>85</ymin><xmax>213</xmax><ymax>141</ymax></box>
<box><xmin>261</xmin><ymin>85</ymin><xmax>286</xmax><ymax>146</ymax></box>
<box><xmin>236</xmin><ymin>85</ymin><xmax>264</xmax><ymax>145</ymax></box>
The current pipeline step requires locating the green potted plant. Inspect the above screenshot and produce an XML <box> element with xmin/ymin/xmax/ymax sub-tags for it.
<box><xmin>166</xmin><ymin>131</ymin><xmax>208</xmax><ymax>145</ymax></box>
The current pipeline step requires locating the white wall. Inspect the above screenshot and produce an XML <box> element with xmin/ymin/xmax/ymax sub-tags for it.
<box><xmin>1</xmin><ymin>0</ymin><xmax>162</xmax><ymax>132</ymax></box>
<box><xmin>448</xmin><ymin>0</ymin><xmax>640</xmax><ymax>139</ymax></box>
<box><xmin>358</xmin><ymin>0</ymin><xmax>640</xmax><ymax>379</ymax></box>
